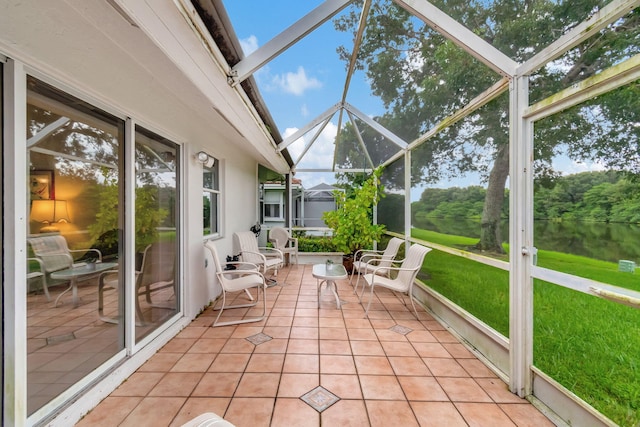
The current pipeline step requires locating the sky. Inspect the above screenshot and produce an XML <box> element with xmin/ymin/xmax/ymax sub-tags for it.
<box><xmin>220</xmin><ymin>1</ymin><xmax>607</xmax><ymax>202</ymax></box>
<box><xmin>222</xmin><ymin>1</ymin><xmax>388</xmax><ymax>189</ymax></box>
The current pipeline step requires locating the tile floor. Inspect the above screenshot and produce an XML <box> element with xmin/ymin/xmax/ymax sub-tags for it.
<box><xmin>27</xmin><ymin>269</ymin><xmax>177</xmax><ymax>415</ymax></box>
<box><xmin>75</xmin><ymin>264</ymin><xmax>555</xmax><ymax>427</ymax></box>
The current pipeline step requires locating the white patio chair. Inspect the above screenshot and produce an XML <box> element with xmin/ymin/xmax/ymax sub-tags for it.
<box><xmin>360</xmin><ymin>243</ymin><xmax>432</xmax><ymax>319</ymax></box>
<box><xmin>268</xmin><ymin>226</ymin><xmax>299</xmax><ymax>265</ymax></box>
<box><xmin>233</xmin><ymin>231</ymin><xmax>284</xmax><ymax>286</ymax></box>
<box><xmin>350</xmin><ymin>237</ymin><xmax>404</xmax><ymax>294</ymax></box>
<box><xmin>28</xmin><ymin>234</ymin><xmax>102</xmax><ymax>301</ymax></box>
<box><xmin>204</xmin><ymin>241</ymin><xmax>267</xmax><ymax>327</ymax></box>
<box><xmin>98</xmin><ymin>241</ymin><xmax>175</xmax><ymax>325</ymax></box>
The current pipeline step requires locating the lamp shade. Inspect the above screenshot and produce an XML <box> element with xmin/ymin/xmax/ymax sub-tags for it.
<box><xmin>30</xmin><ymin>199</ymin><xmax>71</xmax><ymax>224</ymax></box>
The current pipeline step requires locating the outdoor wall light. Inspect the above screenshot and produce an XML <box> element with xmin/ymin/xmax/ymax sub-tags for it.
<box><xmin>196</xmin><ymin>151</ymin><xmax>215</xmax><ymax>168</ymax></box>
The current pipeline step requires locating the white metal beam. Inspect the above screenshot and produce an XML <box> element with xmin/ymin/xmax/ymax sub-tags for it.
<box><xmin>293</xmin><ymin>116</ymin><xmax>332</xmax><ymax>167</ymax></box>
<box><xmin>340</xmin><ymin>0</ymin><xmax>372</xmax><ymax>104</ymax></box>
<box><xmin>525</xmin><ymin>54</ymin><xmax>640</xmax><ymax>122</ymax></box>
<box><xmin>394</xmin><ymin>0</ymin><xmax>518</xmax><ymax>77</ymax></box>
<box><xmin>404</xmin><ymin>151</ymin><xmax>412</xmax><ymax>245</ymax></box>
<box><xmin>382</xmin><ymin>77</ymin><xmax>510</xmax><ymax>168</ymax></box>
<box><xmin>344</xmin><ymin>102</ymin><xmax>408</xmax><ymax>149</ymax></box>
<box><xmin>296</xmin><ymin>168</ymin><xmax>374</xmax><ymax>173</ymax></box>
<box><xmin>518</xmin><ymin>0</ymin><xmax>640</xmax><ymax>76</ymax></box>
<box><xmin>27</xmin><ymin>117</ymin><xmax>70</xmax><ymax>147</ymax></box>
<box><xmin>345</xmin><ymin>110</ymin><xmax>375</xmax><ymax>169</ymax></box>
<box><xmin>509</xmin><ymin>75</ymin><xmax>533</xmax><ymax>398</ymax></box>
<box><xmin>230</xmin><ymin>0</ymin><xmax>353</xmax><ymax>85</ymax></box>
<box><xmin>4</xmin><ymin>57</ymin><xmax>28</xmax><ymax>427</ymax></box>
<box><xmin>278</xmin><ymin>103</ymin><xmax>340</xmax><ymax>151</ymax></box>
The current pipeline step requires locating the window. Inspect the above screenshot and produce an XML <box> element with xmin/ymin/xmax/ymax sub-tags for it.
<box><xmin>263</xmin><ymin>190</ymin><xmax>283</xmax><ymax>221</ymax></box>
<box><xmin>203</xmin><ymin>158</ymin><xmax>220</xmax><ymax>236</ymax></box>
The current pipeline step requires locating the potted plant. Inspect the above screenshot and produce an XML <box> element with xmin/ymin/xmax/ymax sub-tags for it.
<box><xmin>322</xmin><ymin>168</ymin><xmax>386</xmax><ymax>271</ymax></box>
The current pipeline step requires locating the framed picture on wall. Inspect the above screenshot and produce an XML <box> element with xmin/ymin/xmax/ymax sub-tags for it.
<box><xmin>30</xmin><ymin>170</ymin><xmax>54</xmax><ymax>200</ymax></box>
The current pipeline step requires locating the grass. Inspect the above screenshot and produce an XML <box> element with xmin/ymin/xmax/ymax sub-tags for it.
<box><xmin>410</xmin><ymin>227</ymin><xmax>640</xmax><ymax>426</ymax></box>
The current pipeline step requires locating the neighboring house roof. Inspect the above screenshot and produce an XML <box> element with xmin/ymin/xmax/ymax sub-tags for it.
<box><xmin>305</xmin><ymin>183</ymin><xmax>341</xmax><ymax>200</ymax></box>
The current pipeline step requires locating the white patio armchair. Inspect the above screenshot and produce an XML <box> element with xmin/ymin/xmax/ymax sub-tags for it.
<box><xmin>359</xmin><ymin>243</ymin><xmax>432</xmax><ymax>319</ymax></box>
<box><xmin>268</xmin><ymin>226</ymin><xmax>299</xmax><ymax>265</ymax></box>
<box><xmin>350</xmin><ymin>237</ymin><xmax>404</xmax><ymax>294</ymax></box>
<box><xmin>28</xmin><ymin>234</ymin><xmax>103</xmax><ymax>301</ymax></box>
<box><xmin>233</xmin><ymin>231</ymin><xmax>284</xmax><ymax>286</ymax></box>
<box><xmin>204</xmin><ymin>241</ymin><xmax>267</xmax><ymax>327</ymax></box>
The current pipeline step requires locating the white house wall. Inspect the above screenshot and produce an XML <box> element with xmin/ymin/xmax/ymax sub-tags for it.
<box><xmin>0</xmin><ymin>0</ymin><xmax>277</xmax><ymax>310</ymax></box>
<box><xmin>1</xmin><ymin>1</ymin><xmax>279</xmax><ymax>423</ymax></box>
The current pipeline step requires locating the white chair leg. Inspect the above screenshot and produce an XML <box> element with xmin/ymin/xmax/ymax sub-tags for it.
<box><xmin>212</xmin><ymin>286</ymin><xmax>267</xmax><ymax>327</ymax></box>
<box><xmin>362</xmin><ymin>284</ymin><xmax>376</xmax><ymax>318</ymax></box>
<box><xmin>408</xmin><ymin>293</ymin><xmax>419</xmax><ymax>320</ymax></box>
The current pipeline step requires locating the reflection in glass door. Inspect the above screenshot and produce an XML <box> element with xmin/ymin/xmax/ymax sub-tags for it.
<box><xmin>134</xmin><ymin>126</ymin><xmax>179</xmax><ymax>342</ymax></box>
<box><xmin>26</xmin><ymin>76</ymin><xmax>124</xmax><ymax>416</ymax></box>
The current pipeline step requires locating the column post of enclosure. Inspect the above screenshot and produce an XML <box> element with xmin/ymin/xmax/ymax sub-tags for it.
<box><xmin>404</xmin><ymin>150</ymin><xmax>411</xmax><ymax>247</ymax></box>
<box><xmin>509</xmin><ymin>74</ymin><xmax>533</xmax><ymax>397</ymax></box>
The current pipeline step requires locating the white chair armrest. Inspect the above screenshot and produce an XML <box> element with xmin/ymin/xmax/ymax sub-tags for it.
<box><xmin>257</xmin><ymin>247</ymin><xmax>284</xmax><ymax>259</ymax></box>
<box><xmin>240</xmin><ymin>249</ymin><xmax>267</xmax><ymax>264</ymax></box>
<box><xmin>69</xmin><ymin>248</ymin><xmax>103</xmax><ymax>262</ymax></box>
<box><xmin>369</xmin><ymin>264</ymin><xmax>420</xmax><ymax>278</ymax></box>
<box><xmin>354</xmin><ymin>248</ymin><xmax>384</xmax><ymax>260</ymax></box>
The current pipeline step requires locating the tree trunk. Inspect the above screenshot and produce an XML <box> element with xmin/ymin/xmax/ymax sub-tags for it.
<box><xmin>476</xmin><ymin>144</ymin><xmax>509</xmax><ymax>254</ymax></box>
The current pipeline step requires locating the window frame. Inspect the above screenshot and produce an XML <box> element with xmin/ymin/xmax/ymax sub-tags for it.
<box><xmin>263</xmin><ymin>190</ymin><xmax>284</xmax><ymax>221</ymax></box>
<box><xmin>202</xmin><ymin>157</ymin><xmax>221</xmax><ymax>237</ymax></box>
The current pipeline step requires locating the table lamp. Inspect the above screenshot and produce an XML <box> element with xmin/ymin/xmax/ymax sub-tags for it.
<box><xmin>30</xmin><ymin>199</ymin><xmax>71</xmax><ymax>232</ymax></box>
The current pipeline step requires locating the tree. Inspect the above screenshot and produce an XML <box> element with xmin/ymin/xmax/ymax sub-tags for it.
<box><xmin>335</xmin><ymin>0</ymin><xmax>640</xmax><ymax>253</ymax></box>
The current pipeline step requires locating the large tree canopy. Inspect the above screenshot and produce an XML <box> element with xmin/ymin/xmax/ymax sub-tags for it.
<box><xmin>334</xmin><ymin>0</ymin><xmax>640</xmax><ymax>253</ymax></box>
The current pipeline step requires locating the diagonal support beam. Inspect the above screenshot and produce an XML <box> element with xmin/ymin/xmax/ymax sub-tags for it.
<box><xmin>344</xmin><ymin>102</ymin><xmax>408</xmax><ymax>149</ymax></box>
<box><xmin>345</xmin><ymin>110</ymin><xmax>375</xmax><ymax>169</ymax></box>
<box><xmin>293</xmin><ymin>116</ymin><xmax>333</xmax><ymax>167</ymax></box>
<box><xmin>27</xmin><ymin>117</ymin><xmax>70</xmax><ymax>147</ymax></box>
<box><xmin>382</xmin><ymin>77</ymin><xmax>510</xmax><ymax>168</ymax></box>
<box><xmin>340</xmin><ymin>0</ymin><xmax>372</xmax><ymax>104</ymax></box>
<box><xmin>394</xmin><ymin>0</ymin><xmax>517</xmax><ymax>77</ymax></box>
<box><xmin>230</xmin><ymin>0</ymin><xmax>353</xmax><ymax>86</ymax></box>
<box><xmin>518</xmin><ymin>0</ymin><xmax>640</xmax><ymax>76</ymax></box>
<box><xmin>278</xmin><ymin>103</ymin><xmax>341</xmax><ymax>151</ymax></box>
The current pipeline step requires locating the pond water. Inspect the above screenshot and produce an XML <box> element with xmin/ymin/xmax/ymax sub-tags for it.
<box><xmin>413</xmin><ymin>217</ymin><xmax>640</xmax><ymax>264</ymax></box>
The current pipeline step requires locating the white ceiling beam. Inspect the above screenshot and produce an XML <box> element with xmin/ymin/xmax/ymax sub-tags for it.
<box><xmin>394</xmin><ymin>0</ymin><xmax>518</xmax><ymax>77</ymax></box>
<box><xmin>383</xmin><ymin>77</ymin><xmax>509</xmax><ymax>167</ymax></box>
<box><xmin>296</xmin><ymin>168</ymin><xmax>374</xmax><ymax>173</ymax></box>
<box><xmin>293</xmin><ymin>116</ymin><xmax>333</xmax><ymax>167</ymax></box>
<box><xmin>27</xmin><ymin>117</ymin><xmax>70</xmax><ymax>147</ymax></box>
<box><xmin>340</xmin><ymin>0</ymin><xmax>372</xmax><ymax>104</ymax></box>
<box><xmin>408</xmin><ymin>77</ymin><xmax>509</xmax><ymax>151</ymax></box>
<box><xmin>278</xmin><ymin>102</ymin><xmax>341</xmax><ymax>151</ymax></box>
<box><xmin>518</xmin><ymin>0</ymin><xmax>640</xmax><ymax>76</ymax></box>
<box><xmin>524</xmin><ymin>54</ymin><xmax>640</xmax><ymax>122</ymax></box>
<box><xmin>344</xmin><ymin>102</ymin><xmax>408</xmax><ymax>149</ymax></box>
<box><xmin>230</xmin><ymin>0</ymin><xmax>353</xmax><ymax>85</ymax></box>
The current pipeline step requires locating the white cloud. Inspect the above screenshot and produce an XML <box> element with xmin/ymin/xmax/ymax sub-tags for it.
<box><xmin>556</xmin><ymin>159</ymin><xmax>607</xmax><ymax>175</ymax></box>
<box><xmin>283</xmin><ymin>122</ymin><xmax>338</xmax><ymax>188</ymax></box>
<box><xmin>272</xmin><ymin>66</ymin><xmax>322</xmax><ymax>96</ymax></box>
<box><xmin>301</xmin><ymin>103</ymin><xmax>309</xmax><ymax>117</ymax></box>
<box><xmin>239</xmin><ymin>35</ymin><xmax>259</xmax><ymax>56</ymax></box>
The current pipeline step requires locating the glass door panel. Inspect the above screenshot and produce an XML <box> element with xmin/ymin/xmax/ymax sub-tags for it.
<box><xmin>26</xmin><ymin>76</ymin><xmax>124</xmax><ymax>416</ymax></box>
<box><xmin>134</xmin><ymin>126</ymin><xmax>179</xmax><ymax>342</ymax></box>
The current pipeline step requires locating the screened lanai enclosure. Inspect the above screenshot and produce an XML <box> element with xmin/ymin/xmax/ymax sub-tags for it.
<box><xmin>216</xmin><ymin>0</ymin><xmax>640</xmax><ymax>425</ymax></box>
<box><xmin>2</xmin><ymin>0</ymin><xmax>640</xmax><ymax>426</ymax></box>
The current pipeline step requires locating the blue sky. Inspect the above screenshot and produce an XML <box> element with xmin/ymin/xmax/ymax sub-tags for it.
<box><xmin>222</xmin><ymin>1</ymin><xmax>387</xmax><ymax>189</ymax></box>
<box><xmin>221</xmin><ymin>2</ymin><xmax>606</xmax><ymax>202</ymax></box>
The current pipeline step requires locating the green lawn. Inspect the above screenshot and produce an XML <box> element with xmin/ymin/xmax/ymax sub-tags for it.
<box><xmin>410</xmin><ymin>227</ymin><xmax>640</xmax><ymax>426</ymax></box>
